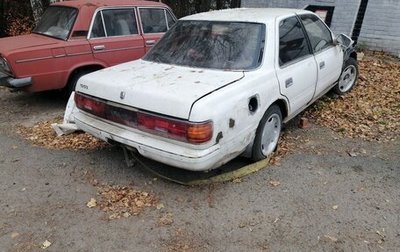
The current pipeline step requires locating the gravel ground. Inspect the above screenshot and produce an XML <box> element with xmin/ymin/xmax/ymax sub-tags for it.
<box><xmin>0</xmin><ymin>81</ymin><xmax>399</xmax><ymax>251</ymax></box>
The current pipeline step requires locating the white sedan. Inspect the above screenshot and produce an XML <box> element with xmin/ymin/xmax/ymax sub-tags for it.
<box><xmin>73</xmin><ymin>8</ymin><xmax>358</xmax><ymax>171</ymax></box>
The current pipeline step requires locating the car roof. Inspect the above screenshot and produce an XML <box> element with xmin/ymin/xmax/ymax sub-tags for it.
<box><xmin>52</xmin><ymin>0</ymin><xmax>167</xmax><ymax>9</ymax></box>
<box><xmin>182</xmin><ymin>8</ymin><xmax>312</xmax><ymax>24</ymax></box>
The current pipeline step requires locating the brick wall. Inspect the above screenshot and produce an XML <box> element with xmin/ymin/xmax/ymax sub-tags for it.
<box><xmin>242</xmin><ymin>0</ymin><xmax>361</xmax><ymax>35</ymax></box>
<box><xmin>358</xmin><ymin>0</ymin><xmax>400</xmax><ymax>57</ymax></box>
<box><xmin>242</xmin><ymin>0</ymin><xmax>400</xmax><ymax>56</ymax></box>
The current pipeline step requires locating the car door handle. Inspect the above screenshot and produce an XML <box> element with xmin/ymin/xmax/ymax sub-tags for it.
<box><xmin>93</xmin><ymin>45</ymin><xmax>105</xmax><ymax>51</ymax></box>
<box><xmin>146</xmin><ymin>40</ymin><xmax>156</xmax><ymax>46</ymax></box>
<box><xmin>285</xmin><ymin>77</ymin><xmax>293</xmax><ymax>88</ymax></box>
<box><xmin>319</xmin><ymin>61</ymin><xmax>325</xmax><ymax>69</ymax></box>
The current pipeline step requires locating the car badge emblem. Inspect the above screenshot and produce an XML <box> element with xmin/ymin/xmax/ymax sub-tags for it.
<box><xmin>120</xmin><ymin>91</ymin><xmax>125</xmax><ymax>100</ymax></box>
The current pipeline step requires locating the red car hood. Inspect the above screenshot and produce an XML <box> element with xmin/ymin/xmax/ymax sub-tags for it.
<box><xmin>0</xmin><ymin>34</ymin><xmax>59</xmax><ymax>56</ymax></box>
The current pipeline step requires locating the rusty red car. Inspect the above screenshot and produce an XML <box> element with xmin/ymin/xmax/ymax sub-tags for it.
<box><xmin>0</xmin><ymin>0</ymin><xmax>176</xmax><ymax>94</ymax></box>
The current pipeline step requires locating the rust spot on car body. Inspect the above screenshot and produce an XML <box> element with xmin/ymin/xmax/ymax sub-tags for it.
<box><xmin>216</xmin><ymin>132</ymin><xmax>223</xmax><ymax>144</ymax></box>
<box><xmin>229</xmin><ymin>119</ymin><xmax>235</xmax><ymax>128</ymax></box>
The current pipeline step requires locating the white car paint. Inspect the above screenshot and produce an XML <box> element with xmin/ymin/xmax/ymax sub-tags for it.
<box><xmin>73</xmin><ymin>8</ymin><xmax>350</xmax><ymax>171</ymax></box>
<box><xmin>77</xmin><ymin>60</ymin><xmax>244</xmax><ymax>119</ymax></box>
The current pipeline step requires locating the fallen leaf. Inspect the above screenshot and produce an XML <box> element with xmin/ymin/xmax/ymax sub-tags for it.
<box><xmin>348</xmin><ymin>152</ymin><xmax>358</xmax><ymax>157</ymax></box>
<box><xmin>41</xmin><ymin>240</ymin><xmax>52</xmax><ymax>249</ymax></box>
<box><xmin>232</xmin><ymin>178</ymin><xmax>242</xmax><ymax>183</ymax></box>
<box><xmin>11</xmin><ymin>232</ymin><xmax>19</xmax><ymax>239</ymax></box>
<box><xmin>86</xmin><ymin>198</ymin><xmax>97</xmax><ymax>208</ymax></box>
<box><xmin>376</xmin><ymin>230</ymin><xmax>385</xmax><ymax>238</ymax></box>
<box><xmin>238</xmin><ymin>223</ymin><xmax>246</xmax><ymax>228</ymax></box>
<box><xmin>159</xmin><ymin>213</ymin><xmax>174</xmax><ymax>226</ymax></box>
<box><xmin>269</xmin><ymin>180</ymin><xmax>281</xmax><ymax>187</ymax></box>
<box><xmin>323</xmin><ymin>235</ymin><xmax>338</xmax><ymax>242</ymax></box>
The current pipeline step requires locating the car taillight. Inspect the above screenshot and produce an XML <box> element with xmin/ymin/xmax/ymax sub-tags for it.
<box><xmin>75</xmin><ymin>93</ymin><xmax>106</xmax><ymax>117</ymax></box>
<box><xmin>137</xmin><ymin>113</ymin><xmax>213</xmax><ymax>144</ymax></box>
<box><xmin>187</xmin><ymin>123</ymin><xmax>213</xmax><ymax>143</ymax></box>
<box><xmin>75</xmin><ymin>92</ymin><xmax>213</xmax><ymax>144</ymax></box>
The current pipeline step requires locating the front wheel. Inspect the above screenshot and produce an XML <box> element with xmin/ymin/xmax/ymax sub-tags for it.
<box><xmin>333</xmin><ymin>57</ymin><xmax>358</xmax><ymax>95</ymax></box>
<box><xmin>252</xmin><ymin>105</ymin><xmax>282</xmax><ymax>161</ymax></box>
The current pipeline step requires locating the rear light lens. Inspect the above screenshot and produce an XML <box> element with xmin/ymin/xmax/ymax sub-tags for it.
<box><xmin>75</xmin><ymin>92</ymin><xmax>106</xmax><ymax>117</ymax></box>
<box><xmin>137</xmin><ymin>113</ymin><xmax>212</xmax><ymax>143</ymax></box>
<box><xmin>75</xmin><ymin>92</ymin><xmax>213</xmax><ymax>144</ymax></box>
<box><xmin>187</xmin><ymin>123</ymin><xmax>213</xmax><ymax>143</ymax></box>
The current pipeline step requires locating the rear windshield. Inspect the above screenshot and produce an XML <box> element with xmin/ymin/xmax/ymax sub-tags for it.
<box><xmin>33</xmin><ymin>6</ymin><xmax>78</xmax><ymax>40</ymax></box>
<box><xmin>144</xmin><ymin>20</ymin><xmax>265</xmax><ymax>70</ymax></box>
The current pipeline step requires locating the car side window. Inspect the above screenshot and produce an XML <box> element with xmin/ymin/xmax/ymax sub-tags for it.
<box><xmin>300</xmin><ymin>14</ymin><xmax>333</xmax><ymax>53</ymax></box>
<box><xmin>90</xmin><ymin>12</ymin><xmax>106</xmax><ymax>38</ymax></box>
<box><xmin>279</xmin><ymin>16</ymin><xmax>311</xmax><ymax>66</ymax></box>
<box><xmin>90</xmin><ymin>9</ymin><xmax>138</xmax><ymax>38</ymax></box>
<box><xmin>166</xmin><ymin>11</ymin><xmax>176</xmax><ymax>28</ymax></box>
<box><xmin>140</xmin><ymin>8</ymin><xmax>169</xmax><ymax>33</ymax></box>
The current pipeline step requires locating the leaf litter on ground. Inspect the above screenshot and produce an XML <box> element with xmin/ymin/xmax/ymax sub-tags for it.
<box><xmin>17</xmin><ymin>116</ymin><xmax>107</xmax><ymax>150</ymax></box>
<box><xmin>95</xmin><ymin>184</ymin><xmax>158</xmax><ymax>220</ymax></box>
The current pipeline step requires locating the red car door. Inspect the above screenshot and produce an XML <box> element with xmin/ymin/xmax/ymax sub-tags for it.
<box><xmin>88</xmin><ymin>8</ymin><xmax>145</xmax><ymax>66</ymax></box>
<box><xmin>138</xmin><ymin>7</ymin><xmax>176</xmax><ymax>52</ymax></box>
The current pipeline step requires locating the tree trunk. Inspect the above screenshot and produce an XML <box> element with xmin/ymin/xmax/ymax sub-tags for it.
<box><xmin>0</xmin><ymin>0</ymin><xmax>6</xmax><ymax>37</ymax></box>
<box><xmin>30</xmin><ymin>0</ymin><xmax>43</xmax><ymax>23</ymax></box>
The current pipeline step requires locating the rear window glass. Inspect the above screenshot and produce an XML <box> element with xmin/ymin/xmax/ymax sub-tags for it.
<box><xmin>144</xmin><ymin>20</ymin><xmax>265</xmax><ymax>70</ymax></box>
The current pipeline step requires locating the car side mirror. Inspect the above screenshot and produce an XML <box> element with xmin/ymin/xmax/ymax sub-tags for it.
<box><xmin>334</xmin><ymin>33</ymin><xmax>354</xmax><ymax>49</ymax></box>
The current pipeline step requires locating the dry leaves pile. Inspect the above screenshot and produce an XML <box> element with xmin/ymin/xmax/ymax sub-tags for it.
<box><xmin>304</xmin><ymin>52</ymin><xmax>400</xmax><ymax>141</ymax></box>
<box><xmin>96</xmin><ymin>185</ymin><xmax>158</xmax><ymax>219</ymax></box>
<box><xmin>18</xmin><ymin>117</ymin><xmax>107</xmax><ymax>150</ymax></box>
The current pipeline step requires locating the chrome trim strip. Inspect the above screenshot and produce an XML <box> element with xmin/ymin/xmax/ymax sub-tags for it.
<box><xmin>16</xmin><ymin>51</ymin><xmax>92</xmax><ymax>63</ymax></box>
<box><xmin>92</xmin><ymin>46</ymin><xmax>145</xmax><ymax>54</ymax></box>
<box><xmin>16</xmin><ymin>56</ymin><xmax>53</xmax><ymax>63</ymax></box>
<box><xmin>66</xmin><ymin>51</ymin><xmax>92</xmax><ymax>57</ymax></box>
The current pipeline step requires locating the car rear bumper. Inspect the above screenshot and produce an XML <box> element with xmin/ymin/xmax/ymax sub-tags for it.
<box><xmin>74</xmin><ymin>112</ymin><xmax>226</xmax><ymax>171</ymax></box>
<box><xmin>0</xmin><ymin>73</ymin><xmax>32</xmax><ymax>88</ymax></box>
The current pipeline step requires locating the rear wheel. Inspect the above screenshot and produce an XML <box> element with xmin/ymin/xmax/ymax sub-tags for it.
<box><xmin>64</xmin><ymin>70</ymin><xmax>93</xmax><ymax>98</ymax></box>
<box><xmin>252</xmin><ymin>105</ymin><xmax>282</xmax><ymax>161</ymax></box>
<box><xmin>333</xmin><ymin>57</ymin><xmax>358</xmax><ymax>95</ymax></box>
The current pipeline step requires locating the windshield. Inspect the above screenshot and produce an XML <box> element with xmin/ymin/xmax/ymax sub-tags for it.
<box><xmin>144</xmin><ymin>21</ymin><xmax>265</xmax><ymax>70</ymax></box>
<box><xmin>33</xmin><ymin>6</ymin><xmax>78</xmax><ymax>40</ymax></box>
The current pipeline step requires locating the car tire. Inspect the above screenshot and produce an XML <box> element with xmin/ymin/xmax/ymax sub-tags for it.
<box><xmin>64</xmin><ymin>70</ymin><xmax>92</xmax><ymax>98</ymax></box>
<box><xmin>333</xmin><ymin>57</ymin><xmax>358</xmax><ymax>95</ymax></box>
<box><xmin>252</xmin><ymin>105</ymin><xmax>282</xmax><ymax>161</ymax></box>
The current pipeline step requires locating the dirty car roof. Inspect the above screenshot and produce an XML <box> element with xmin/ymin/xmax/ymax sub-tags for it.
<box><xmin>52</xmin><ymin>0</ymin><xmax>167</xmax><ymax>9</ymax></box>
<box><xmin>182</xmin><ymin>8</ymin><xmax>311</xmax><ymax>24</ymax></box>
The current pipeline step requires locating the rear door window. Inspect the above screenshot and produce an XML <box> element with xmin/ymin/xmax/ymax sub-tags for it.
<box><xmin>139</xmin><ymin>8</ymin><xmax>175</xmax><ymax>33</ymax></box>
<box><xmin>90</xmin><ymin>8</ymin><xmax>138</xmax><ymax>38</ymax></box>
<box><xmin>279</xmin><ymin>16</ymin><xmax>311</xmax><ymax>66</ymax></box>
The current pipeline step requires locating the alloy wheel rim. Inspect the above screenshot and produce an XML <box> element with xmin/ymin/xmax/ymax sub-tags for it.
<box><xmin>338</xmin><ymin>65</ymin><xmax>357</xmax><ymax>93</ymax></box>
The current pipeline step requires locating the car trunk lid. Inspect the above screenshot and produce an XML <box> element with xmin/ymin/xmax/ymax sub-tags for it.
<box><xmin>76</xmin><ymin>60</ymin><xmax>244</xmax><ymax>119</ymax></box>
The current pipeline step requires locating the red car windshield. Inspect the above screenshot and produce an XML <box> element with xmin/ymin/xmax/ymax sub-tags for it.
<box><xmin>144</xmin><ymin>20</ymin><xmax>265</xmax><ymax>70</ymax></box>
<box><xmin>33</xmin><ymin>6</ymin><xmax>78</xmax><ymax>40</ymax></box>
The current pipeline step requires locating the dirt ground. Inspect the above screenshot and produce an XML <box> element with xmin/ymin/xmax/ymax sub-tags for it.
<box><xmin>0</xmin><ymin>54</ymin><xmax>399</xmax><ymax>251</ymax></box>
